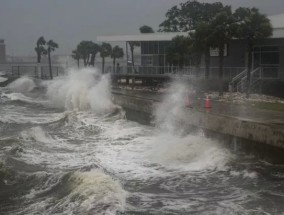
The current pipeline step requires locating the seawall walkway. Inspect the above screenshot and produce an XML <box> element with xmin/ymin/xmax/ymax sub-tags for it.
<box><xmin>112</xmin><ymin>88</ymin><xmax>284</xmax><ymax>150</ymax></box>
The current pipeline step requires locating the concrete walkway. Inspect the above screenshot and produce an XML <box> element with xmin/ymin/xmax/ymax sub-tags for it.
<box><xmin>112</xmin><ymin>88</ymin><xmax>284</xmax><ymax>128</ymax></box>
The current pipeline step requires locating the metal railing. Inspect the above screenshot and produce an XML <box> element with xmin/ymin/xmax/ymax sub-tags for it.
<box><xmin>229</xmin><ymin>66</ymin><xmax>280</xmax><ymax>92</ymax></box>
<box><xmin>0</xmin><ymin>64</ymin><xmax>65</xmax><ymax>79</ymax></box>
<box><xmin>108</xmin><ymin>65</ymin><xmax>246</xmax><ymax>80</ymax></box>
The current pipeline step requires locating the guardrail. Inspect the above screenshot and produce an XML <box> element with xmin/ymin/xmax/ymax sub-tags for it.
<box><xmin>229</xmin><ymin>66</ymin><xmax>280</xmax><ymax>92</ymax></box>
<box><xmin>108</xmin><ymin>66</ymin><xmax>246</xmax><ymax>80</ymax></box>
<box><xmin>0</xmin><ymin>64</ymin><xmax>65</xmax><ymax>79</ymax></box>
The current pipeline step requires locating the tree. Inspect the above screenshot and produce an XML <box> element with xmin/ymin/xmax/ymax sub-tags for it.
<box><xmin>159</xmin><ymin>1</ymin><xmax>225</xmax><ymax>32</ymax></box>
<box><xmin>46</xmin><ymin>40</ymin><xmax>58</xmax><ymax>79</ymax></box>
<box><xmin>111</xmin><ymin>46</ymin><xmax>124</xmax><ymax>73</ymax></box>
<box><xmin>128</xmin><ymin>41</ymin><xmax>140</xmax><ymax>69</ymax></box>
<box><xmin>234</xmin><ymin>7</ymin><xmax>272</xmax><ymax>97</ymax></box>
<box><xmin>35</xmin><ymin>36</ymin><xmax>46</xmax><ymax>63</ymax></box>
<box><xmin>72</xmin><ymin>49</ymin><xmax>80</xmax><ymax>69</ymax></box>
<box><xmin>89</xmin><ymin>42</ymin><xmax>100</xmax><ymax>67</ymax></box>
<box><xmin>77</xmin><ymin>41</ymin><xmax>93</xmax><ymax>66</ymax></box>
<box><xmin>210</xmin><ymin>8</ymin><xmax>235</xmax><ymax>96</ymax></box>
<box><xmin>100</xmin><ymin>42</ymin><xmax>112</xmax><ymax>73</ymax></box>
<box><xmin>191</xmin><ymin>22</ymin><xmax>213</xmax><ymax>79</ymax></box>
<box><xmin>166</xmin><ymin>35</ymin><xmax>192</xmax><ymax>68</ymax></box>
<box><xmin>139</xmin><ymin>25</ymin><xmax>155</xmax><ymax>33</ymax></box>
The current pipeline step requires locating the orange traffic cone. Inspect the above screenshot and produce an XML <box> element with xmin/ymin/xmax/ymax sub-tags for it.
<box><xmin>205</xmin><ymin>95</ymin><xmax>211</xmax><ymax>108</ymax></box>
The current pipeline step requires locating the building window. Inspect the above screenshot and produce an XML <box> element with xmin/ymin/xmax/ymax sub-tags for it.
<box><xmin>141</xmin><ymin>55</ymin><xmax>153</xmax><ymax>66</ymax></box>
<box><xmin>253</xmin><ymin>46</ymin><xmax>279</xmax><ymax>67</ymax></box>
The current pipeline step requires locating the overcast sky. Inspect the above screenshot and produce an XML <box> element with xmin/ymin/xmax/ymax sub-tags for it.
<box><xmin>1</xmin><ymin>0</ymin><xmax>284</xmax><ymax>56</ymax></box>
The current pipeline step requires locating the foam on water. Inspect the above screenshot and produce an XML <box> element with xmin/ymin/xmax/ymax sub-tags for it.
<box><xmin>19</xmin><ymin>170</ymin><xmax>126</xmax><ymax>215</ymax></box>
<box><xmin>1</xmin><ymin>68</ymin><xmax>283</xmax><ymax>214</ymax></box>
<box><xmin>147</xmin><ymin>132</ymin><xmax>231</xmax><ymax>171</ymax></box>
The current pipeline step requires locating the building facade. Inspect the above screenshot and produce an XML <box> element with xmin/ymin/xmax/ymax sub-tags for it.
<box><xmin>97</xmin><ymin>13</ymin><xmax>284</xmax><ymax>83</ymax></box>
<box><xmin>0</xmin><ymin>39</ymin><xmax>6</xmax><ymax>63</ymax></box>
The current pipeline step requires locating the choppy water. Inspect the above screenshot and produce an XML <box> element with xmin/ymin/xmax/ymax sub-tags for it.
<box><xmin>0</xmin><ymin>68</ymin><xmax>284</xmax><ymax>215</ymax></box>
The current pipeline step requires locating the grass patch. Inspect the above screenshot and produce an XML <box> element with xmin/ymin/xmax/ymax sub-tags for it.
<box><xmin>252</xmin><ymin>102</ymin><xmax>284</xmax><ymax>112</ymax></box>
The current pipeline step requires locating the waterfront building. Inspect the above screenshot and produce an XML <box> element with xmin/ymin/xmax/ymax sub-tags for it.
<box><xmin>97</xmin><ymin>13</ymin><xmax>284</xmax><ymax>94</ymax></box>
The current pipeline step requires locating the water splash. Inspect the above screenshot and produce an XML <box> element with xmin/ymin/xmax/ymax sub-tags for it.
<box><xmin>46</xmin><ymin>67</ymin><xmax>114</xmax><ymax>113</ymax></box>
<box><xmin>7</xmin><ymin>77</ymin><xmax>36</xmax><ymax>93</ymax></box>
<box><xmin>151</xmin><ymin>81</ymin><xmax>232</xmax><ymax>171</ymax></box>
<box><xmin>20</xmin><ymin>170</ymin><xmax>127</xmax><ymax>215</ymax></box>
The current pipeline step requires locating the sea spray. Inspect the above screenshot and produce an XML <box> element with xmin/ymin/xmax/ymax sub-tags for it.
<box><xmin>7</xmin><ymin>77</ymin><xmax>36</xmax><ymax>93</ymax></box>
<box><xmin>20</xmin><ymin>170</ymin><xmax>127</xmax><ymax>215</ymax></box>
<box><xmin>149</xmin><ymin>81</ymin><xmax>232</xmax><ymax>170</ymax></box>
<box><xmin>154</xmin><ymin>81</ymin><xmax>189</xmax><ymax>134</ymax></box>
<box><xmin>46</xmin><ymin>67</ymin><xmax>114</xmax><ymax>113</ymax></box>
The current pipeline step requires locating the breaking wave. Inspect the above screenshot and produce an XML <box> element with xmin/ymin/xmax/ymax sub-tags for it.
<box><xmin>19</xmin><ymin>170</ymin><xmax>126</xmax><ymax>215</ymax></box>
<box><xmin>46</xmin><ymin>68</ymin><xmax>115</xmax><ymax>113</ymax></box>
<box><xmin>7</xmin><ymin>77</ymin><xmax>36</xmax><ymax>93</ymax></box>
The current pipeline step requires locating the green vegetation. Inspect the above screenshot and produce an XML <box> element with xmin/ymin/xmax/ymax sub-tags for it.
<box><xmin>128</xmin><ymin>41</ymin><xmax>140</xmax><ymax>69</ymax></box>
<box><xmin>160</xmin><ymin>0</ymin><xmax>272</xmax><ymax>96</ymax></box>
<box><xmin>111</xmin><ymin>46</ymin><xmax>124</xmax><ymax>73</ymax></box>
<box><xmin>72</xmin><ymin>41</ymin><xmax>124</xmax><ymax>73</ymax></box>
<box><xmin>100</xmin><ymin>42</ymin><xmax>112</xmax><ymax>74</ymax></box>
<box><xmin>35</xmin><ymin>36</ymin><xmax>47</xmax><ymax>63</ymax></box>
<box><xmin>234</xmin><ymin>8</ymin><xmax>273</xmax><ymax>98</ymax></box>
<box><xmin>139</xmin><ymin>25</ymin><xmax>154</xmax><ymax>33</ymax></box>
<box><xmin>46</xmin><ymin>40</ymin><xmax>58</xmax><ymax>80</ymax></box>
<box><xmin>35</xmin><ymin>37</ymin><xmax>58</xmax><ymax>79</ymax></box>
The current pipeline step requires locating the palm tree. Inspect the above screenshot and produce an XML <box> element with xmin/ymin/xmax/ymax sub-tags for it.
<box><xmin>128</xmin><ymin>41</ymin><xmax>140</xmax><ymax>70</ymax></box>
<box><xmin>139</xmin><ymin>25</ymin><xmax>155</xmax><ymax>33</ymax></box>
<box><xmin>35</xmin><ymin>36</ymin><xmax>46</xmax><ymax>63</ymax></box>
<box><xmin>234</xmin><ymin>7</ymin><xmax>272</xmax><ymax>97</ymax></box>
<box><xmin>111</xmin><ymin>46</ymin><xmax>124</xmax><ymax>73</ymax></box>
<box><xmin>72</xmin><ymin>49</ymin><xmax>80</xmax><ymax>69</ymax></box>
<box><xmin>77</xmin><ymin>41</ymin><xmax>93</xmax><ymax>66</ymax></box>
<box><xmin>210</xmin><ymin>9</ymin><xmax>235</xmax><ymax>96</ymax></box>
<box><xmin>100</xmin><ymin>42</ymin><xmax>112</xmax><ymax>73</ymax></box>
<box><xmin>46</xmin><ymin>40</ymin><xmax>58</xmax><ymax>79</ymax></box>
<box><xmin>89</xmin><ymin>42</ymin><xmax>100</xmax><ymax>67</ymax></box>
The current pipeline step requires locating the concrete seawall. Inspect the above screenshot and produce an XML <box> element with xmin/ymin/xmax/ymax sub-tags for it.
<box><xmin>112</xmin><ymin>90</ymin><xmax>284</xmax><ymax>150</ymax></box>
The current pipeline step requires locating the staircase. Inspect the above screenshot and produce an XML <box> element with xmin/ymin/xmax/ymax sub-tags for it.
<box><xmin>229</xmin><ymin>67</ymin><xmax>261</xmax><ymax>93</ymax></box>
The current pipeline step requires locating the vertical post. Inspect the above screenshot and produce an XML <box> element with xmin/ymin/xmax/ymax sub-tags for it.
<box><xmin>126</xmin><ymin>41</ymin><xmax>129</xmax><ymax>74</ymax></box>
<box><xmin>37</xmin><ymin>63</ymin><xmax>41</xmax><ymax>78</ymax></box>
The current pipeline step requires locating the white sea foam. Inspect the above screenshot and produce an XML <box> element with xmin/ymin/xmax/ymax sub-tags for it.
<box><xmin>46</xmin><ymin>67</ymin><xmax>114</xmax><ymax>114</ymax></box>
<box><xmin>150</xmin><ymin>81</ymin><xmax>232</xmax><ymax>171</ymax></box>
<box><xmin>147</xmin><ymin>132</ymin><xmax>231</xmax><ymax>171</ymax></box>
<box><xmin>0</xmin><ymin>77</ymin><xmax>7</xmax><ymax>83</ymax></box>
<box><xmin>21</xmin><ymin>170</ymin><xmax>127</xmax><ymax>215</ymax></box>
<box><xmin>20</xmin><ymin>126</ymin><xmax>56</xmax><ymax>144</ymax></box>
<box><xmin>7</xmin><ymin>77</ymin><xmax>36</xmax><ymax>93</ymax></box>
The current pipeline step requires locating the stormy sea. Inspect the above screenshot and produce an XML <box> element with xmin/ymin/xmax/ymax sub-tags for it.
<box><xmin>0</xmin><ymin>68</ymin><xmax>284</xmax><ymax>215</ymax></box>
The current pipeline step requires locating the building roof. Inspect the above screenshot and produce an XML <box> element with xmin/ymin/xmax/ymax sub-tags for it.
<box><xmin>97</xmin><ymin>32</ymin><xmax>189</xmax><ymax>42</ymax></box>
<box><xmin>97</xmin><ymin>14</ymin><xmax>284</xmax><ymax>42</ymax></box>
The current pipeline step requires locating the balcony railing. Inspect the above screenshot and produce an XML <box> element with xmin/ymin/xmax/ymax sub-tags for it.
<box><xmin>108</xmin><ymin>66</ymin><xmax>246</xmax><ymax>80</ymax></box>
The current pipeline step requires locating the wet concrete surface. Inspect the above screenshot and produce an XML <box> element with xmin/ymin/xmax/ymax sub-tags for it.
<box><xmin>112</xmin><ymin>88</ymin><xmax>284</xmax><ymax>127</ymax></box>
